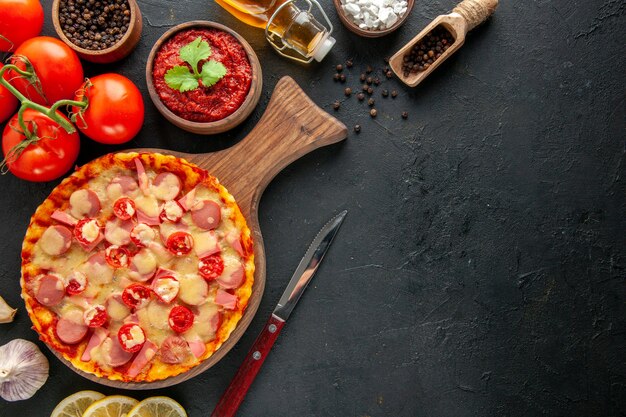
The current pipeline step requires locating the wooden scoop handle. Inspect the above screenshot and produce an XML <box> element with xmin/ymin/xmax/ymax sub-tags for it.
<box><xmin>453</xmin><ymin>0</ymin><xmax>498</xmax><ymax>32</ymax></box>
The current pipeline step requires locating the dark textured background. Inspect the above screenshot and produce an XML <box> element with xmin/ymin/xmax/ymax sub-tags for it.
<box><xmin>1</xmin><ymin>0</ymin><xmax>625</xmax><ymax>416</ymax></box>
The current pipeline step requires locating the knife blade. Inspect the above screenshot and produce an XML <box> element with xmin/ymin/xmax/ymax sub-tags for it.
<box><xmin>210</xmin><ymin>210</ymin><xmax>347</xmax><ymax>417</ymax></box>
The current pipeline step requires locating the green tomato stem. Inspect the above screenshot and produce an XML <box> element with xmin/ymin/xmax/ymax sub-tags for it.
<box><xmin>0</xmin><ymin>64</ymin><xmax>87</xmax><ymax>139</ymax></box>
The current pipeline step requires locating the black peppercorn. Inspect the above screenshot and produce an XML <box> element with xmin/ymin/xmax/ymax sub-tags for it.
<box><xmin>366</xmin><ymin>65</ymin><xmax>373</xmax><ymax>74</ymax></box>
<box><xmin>354</xmin><ymin>124</ymin><xmax>361</xmax><ymax>133</ymax></box>
<box><xmin>366</xmin><ymin>76</ymin><xmax>373</xmax><ymax>85</ymax></box>
<box><xmin>368</xmin><ymin>98</ymin><xmax>375</xmax><ymax>107</ymax></box>
<box><xmin>367</xmin><ymin>87</ymin><xmax>373</xmax><ymax>95</ymax></box>
<box><xmin>59</xmin><ymin>0</ymin><xmax>131</xmax><ymax>50</ymax></box>
<box><xmin>333</xmin><ymin>100</ymin><xmax>340</xmax><ymax>110</ymax></box>
<box><xmin>370</xmin><ymin>108</ymin><xmax>377</xmax><ymax>118</ymax></box>
<box><xmin>401</xmin><ymin>111</ymin><xmax>408</xmax><ymax>119</ymax></box>
<box><xmin>344</xmin><ymin>87</ymin><xmax>352</xmax><ymax>96</ymax></box>
<box><xmin>357</xmin><ymin>92</ymin><xmax>365</xmax><ymax>101</ymax></box>
<box><xmin>339</xmin><ymin>74</ymin><xmax>346</xmax><ymax>83</ymax></box>
<box><xmin>391</xmin><ymin>90</ymin><xmax>398</xmax><ymax>98</ymax></box>
<box><xmin>382</xmin><ymin>89</ymin><xmax>389</xmax><ymax>97</ymax></box>
<box><xmin>346</xmin><ymin>60</ymin><xmax>353</xmax><ymax>68</ymax></box>
<box><xmin>360</xmin><ymin>73</ymin><xmax>366</xmax><ymax>82</ymax></box>
<box><xmin>336</xmin><ymin>64</ymin><xmax>343</xmax><ymax>72</ymax></box>
<box><xmin>333</xmin><ymin>73</ymin><xmax>340</xmax><ymax>81</ymax></box>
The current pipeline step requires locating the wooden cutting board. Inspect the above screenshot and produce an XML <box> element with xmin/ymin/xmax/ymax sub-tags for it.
<box><xmin>54</xmin><ymin>76</ymin><xmax>348</xmax><ymax>389</ymax></box>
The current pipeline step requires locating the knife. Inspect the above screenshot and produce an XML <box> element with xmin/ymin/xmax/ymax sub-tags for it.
<box><xmin>210</xmin><ymin>210</ymin><xmax>348</xmax><ymax>417</ymax></box>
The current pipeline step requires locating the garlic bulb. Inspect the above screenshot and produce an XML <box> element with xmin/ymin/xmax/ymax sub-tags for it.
<box><xmin>0</xmin><ymin>295</ymin><xmax>17</xmax><ymax>323</ymax></box>
<box><xmin>0</xmin><ymin>339</ymin><xmax>49</xmax><ymax>401</ymax></box>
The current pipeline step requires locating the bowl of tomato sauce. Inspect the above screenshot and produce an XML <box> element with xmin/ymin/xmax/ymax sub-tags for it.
<box><xmin>146</xmin><ymin>21</ymin><xmax>262</xmax><ymax>135</ymax></box>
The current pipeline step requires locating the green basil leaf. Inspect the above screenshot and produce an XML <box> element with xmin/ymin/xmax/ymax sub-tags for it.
<box><xmin>164</xmin><ymin>66</ymin><xmax>199</xmax><ymax>92</ymax></box>
<box><xmin>200</xmin><ymin>60</ymin><xmax>227</xmax><ymax>88</ymax></box>
<box><xmin>179</xmin><ymin>37</ymin><xmax>211</xmax><ymax>74</ymax></box>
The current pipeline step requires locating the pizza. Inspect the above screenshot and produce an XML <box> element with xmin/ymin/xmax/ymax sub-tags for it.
<box><xmin>20</xmin><ymin>152</ymin><xmax>254</xmax><ymax>382</ymax></box>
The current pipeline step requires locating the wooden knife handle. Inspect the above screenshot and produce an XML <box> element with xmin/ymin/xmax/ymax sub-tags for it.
<box><xmin>211</xmin><ymin>314</ymin><xmax>286</xmax><ymax>417</ymax></box>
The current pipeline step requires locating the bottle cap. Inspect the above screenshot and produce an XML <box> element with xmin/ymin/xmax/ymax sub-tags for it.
<box><xmin>312</xmin><ymin>34</ymin><xmax>336</xmax><ymax>62</ymax></box>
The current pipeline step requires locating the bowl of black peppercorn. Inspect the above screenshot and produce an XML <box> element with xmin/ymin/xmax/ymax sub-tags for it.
<box><xmin>52</xmin><ymin>0</ymin><xmax>142</xmax><ymax>64</ymax></box>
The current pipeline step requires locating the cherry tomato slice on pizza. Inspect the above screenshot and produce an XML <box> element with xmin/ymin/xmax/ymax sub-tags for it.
<box><xmin>122</xmin><ymin>284</ymin><xmax>152</xmax><ymax>309</ymax></box>
<box><xmin>105</xmin><ymin>245</ymin><xmax>131</xmax><ymax>268</ymax></box>
<box><xmin>168</xmin><ymin>305</ymin><xmax>194</xmax><ymax>333</ymax></box>
<box><xmin>113</xmin><ymin>197</ymin><xmax>136</xmax><ymax>220</ymax></box>
<box><xmin>74</xmin><ymin>218</ymin><xmax>102</xmax><ymax>245</ymax></box>
<box><xmin>198</xmin><ymin>254</ymin><xmax>224</xmax><ymax>281</ymax></box>
<box><xmin>65</xmin><ymin>271</ymin><xmax>87</xmax><ymax>295</ymax></box>
<box><xmin>166</xmin><ymin>231</ymin><xmax>194</xmax><ymax>256</ymax></box>
<box><xmin>83</xmin><ymin>305</ymin><xmax>107</xmax><ymax>327</ymax></box>
<box><xmin>118</xmin><ymin>323</ymin><xmax>146</xmax><ymax>353</ymax></box>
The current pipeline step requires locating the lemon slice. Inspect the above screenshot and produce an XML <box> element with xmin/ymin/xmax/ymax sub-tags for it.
<box><xmin>50</xmin><ymin>390</ymin><xmax>106</xmax><ymax>417</ymax></box>
<box><xmin>127</xmin><ymin>396</ymin><xmax>187</xmax><ymax>417</ymax></box>
<box><xmin>82</xmin><ymin>395</ymin><xmax>139</xmax><ymax>417</ymax></box>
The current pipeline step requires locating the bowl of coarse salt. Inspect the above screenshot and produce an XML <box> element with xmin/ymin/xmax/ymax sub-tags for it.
<box><xmin>334</xmin><ymin>0</ymin><xmax>414</xmax><ymax>37</ymax></box>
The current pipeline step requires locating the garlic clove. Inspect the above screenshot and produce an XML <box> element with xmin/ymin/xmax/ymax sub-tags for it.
<box><xmin>0</xmin><ymin>339</ymin><xmax>49</xmax><ymax>401</ymax></box>
<box><xmin>0</xmin><ymin>295</ymin><xmax>17</xmax><ymax>323</ymax></box>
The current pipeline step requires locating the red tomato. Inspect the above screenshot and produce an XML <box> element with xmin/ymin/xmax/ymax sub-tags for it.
<box><xmin>168</xmin><ymin>305</ymin><xmax>194</xmax><ymax>333</ymax></box>
<box><xmin>0</xmin><ymin>64</ymin><xmax>18</xmax><ymax>123</ymax></box>
<box><xmin>122</xmin><ymin>284</ymin><xmax>152</xmax><ymax>309</ymax></box>
<box><xmin>0</xmin><ymin>0</ymin><xmax>44</xmax><ymax>52</ymax></box>
<box><xmin>74</xmin><ymin>218</ymin><xmax>102</xmax><ymax>245</ymax></box>
<box><xmin>73</xmin><ymin>74</ymin><xmax>144</xmax><ymax>144</ymax></box>
<box><xmin>83</xmin><ymin>305</ymin><xmax>107</xmax><ymax>328</ymax></box>
<box><xmin>166</xmin><ymin>231</ymin><xmax>194</xmax><ymax>256</ymax></box>
<box><xmin>118</xmin><ymin>323</ymin><xmax>146</xmax><ymax>353</ymax></box>
<box><xmin>105</xmin><ymin>245</ymin><xmax>131</xmax><ymax>268</ymax></box>
<box><xmin>113</xmin><ymin>197</ymin><xmax>136</xmax><ymax>220</ymax></box>
<box><xmin>198</xmin><ymin>254</ymin><xmax>224</xmax><ymax>281</ymax></box>
<box><xmin>65</xmin><ymin>271</ymin><xmax>87</xmax><ymax>295</ymax></box>
<box><xmin>5</xmin><ymin>37</ymin><xmax>83</xmax><ymax>105</ymax></box>
<box><xmin>1</xmin><ymin>108</ymin><xmax>80</xmax><ymax>182</ymax></box>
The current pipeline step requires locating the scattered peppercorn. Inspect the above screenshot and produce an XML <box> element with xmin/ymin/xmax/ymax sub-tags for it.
<box><xmin>357</xmin><ymin>92</ymin><xmax>365</xmax><ymax>101</ymax></box>
<box><xmin>333</xmin><ymin>100</ymin><xmax>340</xmax><ymax>110</ymax></box>
<box><xmin>346</xmin><ymin>60</ymin><xmax>353</xmax><ymax>68</ymax></box>
<box><xmin>370</xmin><ymin>108</ymin><xmax>377</xmax><ymax>118</ymax></box>
<box><xmin>373</xmin><ymin>78</ymin><xmax>380</xmax><ymax>86</ymax></box>
<box><xmin>391</xmin><ymin>90</ymin><xmax>398</xmax><ymax>98</ymax></box>
<box><xmin>59</xmin><ymin>0</ymin><xmax>131</xmax><ymax>50</ymax></box>
<box><xmin>401</xmin><ymin>111</ymin><xmax>408</xmax><ymax>119</ymax></box>
<box><xmin>360</xmin><ymin>73</ymin><xmax>366</xmax><ymax>82</ymax></box>
<box><xmin>354</xmin><ymin>124</ymin><xmax>361</xmax><ymax>133</ymax></box>
<box><xmin>362</xmin><ymin>84</ymin><xmax>369</xmax><ymax>92</ymax></box>
<box><xmin>401</xmin><ymin>25</ymin><xmax>454</xmax><ymax>75</ymax></box>
<box><xmin>368</xmin><ymin>98</ymin><xmax>375</xmax><ymax>107</ymax></box>
<box><xmin>336</xmin><ymin>64</ymin><xmax>343</xmax><ymax>72</ymax></box>
<box><xmin>382</xmin><ymin>89</ymin><xmax>389</xmax><ymax>97</ymax></box>
<box><xmin>344</xmin><ymin>87</ymin><xmax>352</xmax><ymax>96</ymax></box>
<box><xmin>384</xmin><ymin>56</ymin><xmax>390</xmax><ymax>64</ymax></box>
<box><xmin>366</xmin><ymin>76</ymin><xmax>373</xmax><ymax>85</ymax></box>
<box><xmin>333</xmin><ymin>73</ymin><xmax>340</xmax><ymax>81</ymax></box>
<box><xmin>366</xmin><ymin>65</ymin><xmax>373</xmax><ymax>74</ymax></box>
<box><xmin>385</xmin><ymin>70</ymin><xmax>393</xmax><ymax>79</ymax></box>
<box><xmin>339</xmin><ymin>74</ymin><xmax>346</xmax><ymax>83</ymax></box>
<box><xmin>367</xmin><ymin>87</ymin><xmax>374</xmax><ymax>95</ymax></box>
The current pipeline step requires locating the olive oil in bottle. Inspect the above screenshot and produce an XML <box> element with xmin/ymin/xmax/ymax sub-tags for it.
<box><xmin>214</xmin><ymin>0</ymin><xmax>336</xmax><ymax>63</ymax></box>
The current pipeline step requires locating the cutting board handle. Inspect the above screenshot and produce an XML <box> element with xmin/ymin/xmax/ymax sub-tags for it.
<box><xmin>197</xmin><ymin>76</ymin><xmax>348</xmax><ymax>216</ymax></box>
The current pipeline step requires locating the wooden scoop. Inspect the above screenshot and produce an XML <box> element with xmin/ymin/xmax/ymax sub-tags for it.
<box><xmin>49</xmin><ymin>76</ymin><xmax>348</xmax><ymax>389</ymax></box>
<box><xmin>390</xmin><ymin>0</ymin><xmax>498</xmax><ymax>87</ymax></box>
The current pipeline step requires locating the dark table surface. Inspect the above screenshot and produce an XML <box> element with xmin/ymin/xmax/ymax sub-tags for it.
<box><xmin>1</xmin><ymin>0</ymin><xmax>625</xmax><ymax>416</ymax></box>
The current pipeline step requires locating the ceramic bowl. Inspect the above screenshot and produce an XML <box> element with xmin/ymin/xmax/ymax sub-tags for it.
<box><xmin>52</xmin><ymin>0</ymin><xmax>142</xmax><ymax>63</ymax></box>
<box><xmin>145</xmin><ymin>21</ymin><xmax>262</xmax><ymax>135</ymax></box>
<box><xmin>333</xmin><ymin>0</ymin><xmax>415</xmax><ymax>38</ymax></box>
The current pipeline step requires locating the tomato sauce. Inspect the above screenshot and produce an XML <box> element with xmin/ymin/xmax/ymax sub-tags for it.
<box><xmin>152</xmin><ymin>28</ymin><xmax>252</xmax><ymax>123</ymax></box>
